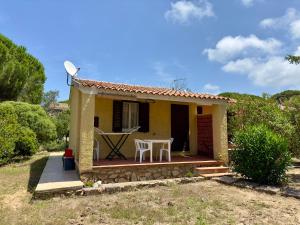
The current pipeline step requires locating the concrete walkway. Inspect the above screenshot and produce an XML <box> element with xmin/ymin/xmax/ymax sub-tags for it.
<box><xmin>35</xmin><ymin>152</ymin><xmax>83</xmax><ymax>194</ymax></box>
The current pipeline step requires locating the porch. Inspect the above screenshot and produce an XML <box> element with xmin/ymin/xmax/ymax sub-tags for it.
<box><xmin>78</xmin><ymin>155</ymin><xmax>228</xmax><ymax>184</ymax></box>
<box><xmin>68</xmin><ymin>79</ymin><xmax>231</xmax><ymax>180</ymax></box>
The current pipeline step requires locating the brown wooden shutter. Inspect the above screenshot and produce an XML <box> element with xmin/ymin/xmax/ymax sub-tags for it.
<box><xmin>112</xmin><ymin>101</ymin><xmax>123</xmax><ymax>132</ymax></box>
<box><xmin>139</xmin><ymin>102</ymin><xmax>149</xmax><ymax>132</ymax></box>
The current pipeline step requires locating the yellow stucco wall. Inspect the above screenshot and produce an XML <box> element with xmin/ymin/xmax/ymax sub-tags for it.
<box><xmin>212</xmin><ymin>104</ymin><xmax>228</xmax><ymax>162</ymax></box>
<box><xmin>69</xmin><ymin>87</ymin><xmax>80</xmax><ymax>160</ymax></box>
<box><xmin>69</xmin><ymin>87</ymin><xmax>95</xmax><ymax>172</ymax></box>
<box><xmin>78</xmin><ymin>91</ymin><xmax>95</xmax><ymax>172</ymax></box>
<box><xmin>94</xmin><ymin>96</ymin><xmax>206</xmax><ymax>159</ymax></box>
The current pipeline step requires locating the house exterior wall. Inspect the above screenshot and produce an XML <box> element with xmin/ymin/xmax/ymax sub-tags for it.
<box><xmin>78</xmin><ymin>91</ymin><xmax>95</xmax><ymax>172</ymax></box>
<box><xmin>212</xmin><ymin>104</ymin><xmax>228</xmax><ymax>163</ymax></box>
<box><xmin>94</xmin><ymin>96</ymin><xmax>214</xmax><ymax>159</ymax></box>
<box><xmin>69</xmin><ymin>87</ymin><xmax>95</xmax><ymax>173</ymax></box>
<box><xmin>69</xmin><ymin>87</ymin><xmax>229</xmax><ymax>174</ymax></box>
<box><xmin>69</xmin><ymin>87</ymin><xmax>80</xmax><ymax>160</ymax></box>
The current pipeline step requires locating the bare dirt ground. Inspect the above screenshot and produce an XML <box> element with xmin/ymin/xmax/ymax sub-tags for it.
<box><xmin>0</xmin><ymin>152</ymin><xmax>299</xmax><ymax>225</ymax></box>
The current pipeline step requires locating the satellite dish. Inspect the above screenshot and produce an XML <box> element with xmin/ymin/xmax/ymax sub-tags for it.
<box><xmin>64</xmin><ymin>60</ymin><xmax>79</xmax><ymax>76</ymax></box>
<box><xmin>64</xmin><ymin>60</ymin><xmax>80</xmax><ymax>86</ymax></box>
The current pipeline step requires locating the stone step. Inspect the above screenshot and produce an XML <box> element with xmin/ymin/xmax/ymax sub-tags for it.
<box><xmin>199</xmin><ymin>172</ymin><xmax>234</xmax><ymax>178</ymax></box>
<box><xmin>195</xmin><ymin>166</ymin><xmax>229</xmax><ymax>174</ymax></box>
<box><xmin>194</xmin><ymin>160</ymin><xmax>223</xmax><ymax>167</ymax></box>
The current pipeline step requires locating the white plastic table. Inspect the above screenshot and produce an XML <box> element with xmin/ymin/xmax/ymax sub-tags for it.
<box><xmin>144</xmin><ymin>139</ymin><xmax>172</xmax><ymax>162</ymax></box>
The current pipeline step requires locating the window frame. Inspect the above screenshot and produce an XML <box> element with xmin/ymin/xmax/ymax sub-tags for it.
<box><xmin>122</xmin><ymin>101</ymin><xmax>139</xmax><ymax>130</ymax></box>
<box><xmin>112</xmin><ymin>100</ymin><xmax>149</xmax><ymax>133</ymax></box>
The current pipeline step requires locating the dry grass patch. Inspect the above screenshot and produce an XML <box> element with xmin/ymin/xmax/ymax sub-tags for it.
<box><xmin>0</xmin><ymin>152</ymin><xmax>299</xmax><ymax>225</ymax></box>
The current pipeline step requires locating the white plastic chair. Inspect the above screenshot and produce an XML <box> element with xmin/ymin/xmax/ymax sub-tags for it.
<box><xmin>159</xmin><ymin>138</ymin><xmax>173</xmax><ymax>162</ymax></box>
<box><xmin>93</xmin><ymin>139</ymin><xmax>100</xmax><ymax>160</ymax></box>
<box><xmin>134</xmin><ymin>139</ymin><xmax>153</xmax><ymax>163</ymax></box>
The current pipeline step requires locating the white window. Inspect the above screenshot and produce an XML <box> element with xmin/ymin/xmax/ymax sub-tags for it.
<box><xmin>122</xmin><ymin>102</ymin><xmax>139</xmax><ymax>130</ymax></box>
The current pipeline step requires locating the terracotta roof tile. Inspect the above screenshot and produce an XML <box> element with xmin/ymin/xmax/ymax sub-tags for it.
<box><xmin>75</xmin><ymin>78</ymin><xmax>234</xmax><ymax>103</ymax></box>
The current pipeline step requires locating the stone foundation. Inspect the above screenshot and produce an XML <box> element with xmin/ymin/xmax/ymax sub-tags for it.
<box><xmin>81</xmin><ymin>164</ymin><xmax>197</xmax><ymax>183</ymax></box>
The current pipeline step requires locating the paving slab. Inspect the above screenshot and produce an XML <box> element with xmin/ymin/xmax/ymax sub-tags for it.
<box><xmin>212</xmin><ymin>176</ymin><xmax>238</xmax><ymax>184</ymax></box>
<box><xmin>35</xmin><ymin>152</ymin><xmax>83</xmax><ymax>193</ymax></box>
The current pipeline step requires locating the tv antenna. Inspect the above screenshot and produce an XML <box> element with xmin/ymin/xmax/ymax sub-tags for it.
<box><xmin>64</xmin><ymin>60</ymin><xmax>80</xmax><ymax>86</ymax></box>
<box><xmin>172</xmin><ymin>78</ymin><xmax>187</xmax><ymax>91</ymax></box>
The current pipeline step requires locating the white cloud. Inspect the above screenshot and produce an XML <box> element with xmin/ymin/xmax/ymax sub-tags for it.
<box><xmin>260</xmin><ymin>8</ymin><xmax>298</xmax><ymax>28</ymax></box>
<box><xmin>260</xmin><ymin>8</ymin><xmax>300</xmax><ymax>39</ymax></box>
<box><xmin>294</xmin><ymin>46</ymin><xmax>300</xmax><ymax>55</ymax></box>
<box><xmin>290</xmin><ymin>20</ymin><xmax>300</xmax><ymax>39</ymax></box>
<box><xmin>240</xmin><ymin>0</ymin><xmax>254</xmax><ymax>7</ymax></box>
<box><xmin>203</xmin><ymin>83</ymin><xmax>220</xmax><ymax>94</ymax></box>
<box><xmin>165</xmin><ymin>0</ymin><xmax>214</xmax><ymax>24</ymax></box>
<box><xmin>222</xmin><ymin>58</ymin><xmax>257</xmax><ymax>74</ymax></box>
<box><xmin>222</xmin><ymin>57</ymin><xmax>300</xmax><ymax>88</ymax></box>
<box><xmin>204</xmin><ymin>33</ymin><xmax>300</xmax><ymax>89</ymax></box>
<box><xmin>203</xmin><ymin>35</ymin><xmax>282</xmax><ymax>63</ymax></box>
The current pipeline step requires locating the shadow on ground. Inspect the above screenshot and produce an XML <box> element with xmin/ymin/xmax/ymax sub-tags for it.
<box><xmin>27</xmin><ymin>156</ymin><xmax>48</xmax><ymax>193</ymax></box>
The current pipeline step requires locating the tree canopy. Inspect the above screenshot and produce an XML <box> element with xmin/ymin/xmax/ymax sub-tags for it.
<box><xmin>0</xmin><ymin>34</ymin><xmax>46</xmax><ymax>104</ymax></box>
<box><xmin>41</xmin><ymin>90</ymin><xmax>59</xmax><ymax>112</ymax></box>
<box><xmin>271</xmin><ymin>90</ymin><xmax>300</xmax><ymax>103</ymax></box>
<box><xmin>219</xmin><ymin>92</ymin><xmax>299</xmax><ymax>156</ymax></box>
<box><xmin>285</xmin><ymin>55</ymin><xmax>300</xmax><ymax>65</ymax></box>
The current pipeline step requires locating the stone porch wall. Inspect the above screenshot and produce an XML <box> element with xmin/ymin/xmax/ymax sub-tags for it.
<box><xmin>80</xmin><ymin>164</ymin><xmax>198</xmax><ymax>183</ymax></box>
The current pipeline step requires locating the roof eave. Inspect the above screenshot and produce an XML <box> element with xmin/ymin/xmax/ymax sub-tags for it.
<box><xmin>75</xmin><ymin>83</ymin><xmax>230</xmax><ymax>105</ymax></box>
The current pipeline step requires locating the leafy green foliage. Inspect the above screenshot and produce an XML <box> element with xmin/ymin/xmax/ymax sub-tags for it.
<box><xmin>284</xmin><ymin>96</ymin><xmax>300</xmax><ymax>157</ymax></box>
<box><xmin>232</xmin><ymin>125</ymin><xmax>291</xmax><ymax>185</ymax></box>
<box><xmin>0</xmin><ymin>34</ymin><xmax>46</xmax><ymax>104</ymax></box>
<box><xmin>285</xmin><ymin>55</ymin><xmax>300</xmax><ymax>65</ymax></box>
<box><xmin>6</xmin><ymin>101</ymin><xmax>57</xmax><ymax>144</ymax></box>
<box><xmin>54</xmin><ymin>110</ymin><xmax>70</xmax><ymax>140</ymax></box>
<box><xmin>219</xmin><ymin>92</ymin><xmax>263</xmax><ymax>101</ymax></box>
<box><xmin>15</xmin><ymin>128</ymin><xmax>39</xmax><ymax>156</ymax></box>
<box><xmin>0</xmin><ymin>103</ymin><xmax>18</xmax><ymax>163</ymax></box>
<box><xmin>42</xmin><ymin>140</ymin><xmax>67</xmax><ymax>152</ymax></box>
<box><xmin>0</xmin><ymin>101</ymin><xmax>57</xmax><ymax>164</ymax></box>
<box><xmin>41</xmin><ymin>90</ymin><xmax>59</xmax><ymax>112</ymax></box>
<box><xmin>271</xmin><ymin>90</ymin><xmax>300</xmax><ymax>103</ymax></box>
<box><xmin>219</xmin><ymin>93</ymin><xmax>294</xmax><ymax>144</ymax></box>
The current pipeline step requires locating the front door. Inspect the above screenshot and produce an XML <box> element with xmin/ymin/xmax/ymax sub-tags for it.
<box><xmin>171</xmin><ymin>104</ymin><xmax>189</xmax><ymax>151</ymax></box>
<box><xmin>197</xmin><ymin>114</ymin><xmax>213</xmax><ymax>157</ymax></box>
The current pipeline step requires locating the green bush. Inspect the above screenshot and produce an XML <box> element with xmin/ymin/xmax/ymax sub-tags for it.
<box><xmin>14</xmin><ymin>127</ymin><xmax>39</xmax><ymax>156</ymax></box>
<box><xmin>231</xmin><ymin>125</ymin><xmax>291</xmax><ymax>185</ymax></box>
<box><xmin>220</xmin><ymin>93</ymin><xmax>294</xmax><ymax>152</ymax></box>
<box><xmin>0</xmin><ymin>101</ymin><xmax>56</xmax><ymax>164</ymax></box>
<box><xmin>5</xmin><ymin>101</ymin><xmax>57</xmax><ymax>143</ymax></box>
<box><xmin>42</xmin><ymin>140</ymin><xmax>67</xmax><ymax>151</ymax></box>
<box><xmin>0</xmin><ymin>103</ymin><xmax>18</xmax><ymax>163</ymax></box>
<box><xmin>54</xmin><ymin>110</ymin><xmax>70</xmax><ymax>140</ymax></box>
<box><xmin>285</xmin><ymin>96</ymin><xmax>300</xmax><ymax>157</ymax></box>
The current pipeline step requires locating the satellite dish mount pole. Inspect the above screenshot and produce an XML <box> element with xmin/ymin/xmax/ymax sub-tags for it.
<box><xmin>67</xmin><ymin>72</ymin><xmax>73</xmax><ymax>86</ymax></box>
<box><xmin>64</xmin><ymin>60</ymin><xmax>80</xmax><ymax>86</ymax></box>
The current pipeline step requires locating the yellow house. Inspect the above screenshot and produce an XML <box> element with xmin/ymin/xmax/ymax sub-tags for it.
<box><xmin>68</xmin><ymin>78</ymin><xmax>233</xmax><ymax>183</ymax></box>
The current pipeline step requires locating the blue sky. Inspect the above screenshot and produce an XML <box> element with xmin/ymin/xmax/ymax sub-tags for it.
<box><xmin>1</xmin><ymin>0</ymin><xmax>300</xmax><ymax>100</ymax></box>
